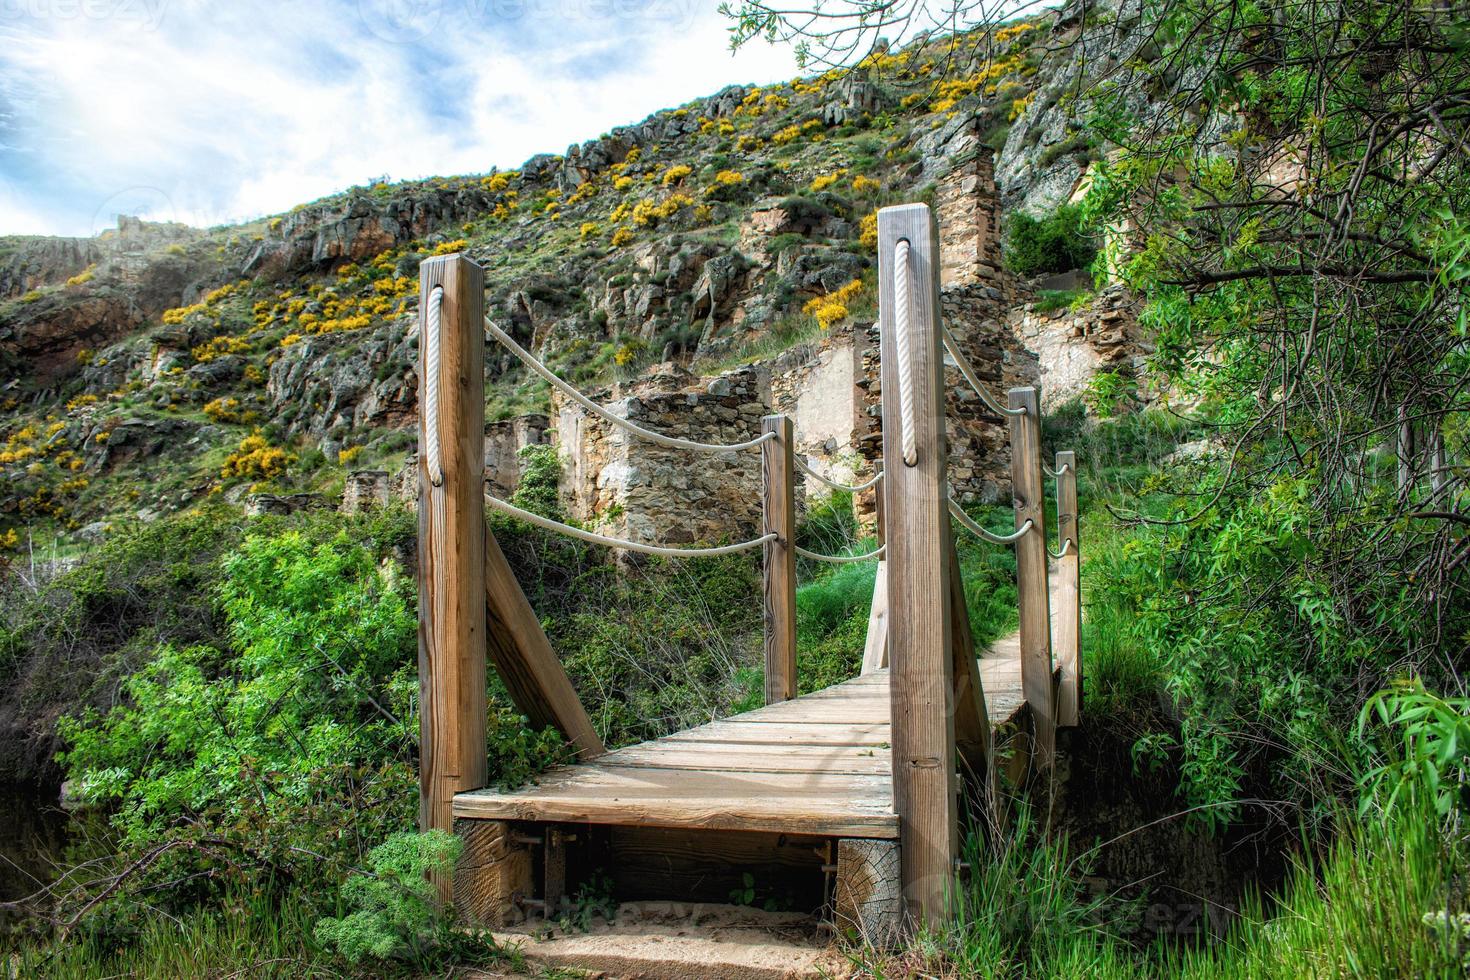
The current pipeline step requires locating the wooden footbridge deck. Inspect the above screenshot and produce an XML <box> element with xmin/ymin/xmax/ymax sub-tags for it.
<box><xmin>414</xmin><ymin>204</ymin><xmax>1083</xmax><ymax>938</ymax></box>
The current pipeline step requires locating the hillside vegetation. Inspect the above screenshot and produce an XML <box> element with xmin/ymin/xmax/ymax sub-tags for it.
<box><xmin>3</xmin><ymin>1</ymin><xmax>1468</xmax><ymax>977</ymax></box>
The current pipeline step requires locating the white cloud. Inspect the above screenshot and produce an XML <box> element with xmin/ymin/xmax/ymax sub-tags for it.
<box><xmin>0</xmin><ymin>0</ymin><xmax>801</xmax><ymax>236</ymax></box>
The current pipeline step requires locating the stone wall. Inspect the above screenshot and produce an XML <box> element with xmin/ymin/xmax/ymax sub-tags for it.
<box><xmin>1010</xmin><ymin>284</ymin><xmax>1143</xmax><ymax>410</ymax></box>
<box><xmin>553</xmin><ymin>364</ymin><xmax>771</xmax><ymax>544</ymax></box>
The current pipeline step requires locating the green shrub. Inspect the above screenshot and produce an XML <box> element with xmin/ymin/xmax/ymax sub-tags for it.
<box><xmin>315</xmin><ymin>831</ymin><xmax>502</xmax><ymax>969</ymax></box>
<box><xmin>1004</xmin><ymin>203</ymin><xmax>1097</xmax><ymax>277</ymax></box>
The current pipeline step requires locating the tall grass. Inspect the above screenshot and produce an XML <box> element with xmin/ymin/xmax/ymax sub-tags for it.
<box><xmin>4</xmin><ymin>892</ymin><xmax>338</xmax><ymax>979</ymax></box>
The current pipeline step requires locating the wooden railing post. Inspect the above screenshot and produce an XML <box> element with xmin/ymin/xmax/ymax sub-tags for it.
<box><xmin>1054</xmin><ymin>450</ymin><xmax>1082</xmax><ymax>728</ymax></box>
<box><xmin>877</xmin><ymin>203</ymin><xmax>958</xmax><ymax>926</ymax></box>
<box><xmin>1008</xmin><ymin>385</ymin><xmax>1054</xmax><ymax>767</ymax></box>
<box><xmin>417</xmin><ymin>254</ymin><xmax>488</xmax><ymax>895</ymax></box>
<box><xmin>762</xmin><ymin>414</ymin><xmax>797</xmax><ymax>704</ymax></box>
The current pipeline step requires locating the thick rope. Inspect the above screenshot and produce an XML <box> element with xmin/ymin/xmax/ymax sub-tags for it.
<box><xmin>892</xmin><ymin>239</ymin><xmax>918</xmax><ymax>467</ymax></box>
<box><xmin>941</xmin><ymin>324</ymin><xmax>1026</xmax><ymax>418</ymax></box>
<box><xmin>484</xmin><ymin>493</ymin><xmax>775</xmax><ymax>557</ymax></box>
<box><xmin>795</xmin><ymin>543</ymin><xmax>886</xmax><ymax>563</ymax></box>
<box><xmin>1043</xmin><ymin>462</ymin><xmax>1073</xmax><ymax>479</ymax></box>
<box><xmin>793</xmin><ymin>456</ymin><xmax>883</xmax><ymax>493</ymax></box>
<box><xmin>1048</xmin><ymin>538</ymin><xmax>1073</xmax><ymax>561</ymax></box>
<box><xmin>483</xmin><ymin>317</ymin><xmax>774</xmax><ymax>454</ymax></box>
<box><xmin>948</xmin><ymin>499</ymin><xmax>1036</xmax><ymax>546</ymax></box>
<box><xmin>423</xmin><ymin>286</ymin><xmax>445</xmax><ymax>487</ymax></box>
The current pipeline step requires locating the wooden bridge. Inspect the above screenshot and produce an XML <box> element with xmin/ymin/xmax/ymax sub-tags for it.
<box><xmin>413</xmin><ymin>204</ymin><xmax>1083</xmax><ymax>939</ymax></box>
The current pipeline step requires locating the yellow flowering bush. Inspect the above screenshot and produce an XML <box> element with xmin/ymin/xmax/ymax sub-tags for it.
<box><xmin>852</xmin><ymin>174</ymin><xmax>881</xmax><ymax>194</ymax></box>
<box><xmin>772</xmin><ymin>123</ymin><xmax>803</xmax><ymax>145</ymax></box>
<box><xmin>614</xmin><ymin>175</ymin><xmax>634</xmax><ymax>191</ymax></box>
<box><xmin>65</xmin><ymin>393</ymin><xmax>99</xmax><ymax>411</ymax></box>
<box><xmin>203</xmin><ymin>396</ymin><xmax>256</xmax><ymax>425</ymax></box>
<box><xmin>0</xmin><ymin>528</ymin><xmax>19</xmax><ymax>550</ymax></box>
<box><xmin>580</xmin><ymin>221</ymin><xmax>601</xmax><ymax>239</ymax></box>
<box><xmin>610</xmin><ymin>226</ymin><xmax>635</xmax><ymax>247</ymax></box>
<box><xmin>802</xmin><ymin>278</ymin><xmax>866</xmax><ymax>329</ymax></box>
<box><xmin>737</xmin><ymin>134</ymin><xmax>763</xmax><ymax>152</ymax></box>
<box><xmin>66</xmin><ymin>266</ymin><xmax>95</xmax><ymax>287</ymax></box>
<box><xmin>221</xmin><ymin>433</ymin><xmax>292</xmax><ymax>481</ymax></box>
<box><xmin>811</xmin><ymin>169</ymin><xmax>848</xmax><ymax>192</ymax></box>
<box><xmin>860</xmin><ymin>212</ymin><xmax>879</xmax><ymax>250</ymax></box>
<box><xmin>431</xmin><ymin>239</ymin><xmax>467</xmax><ymax>256</ymax></box>
<box><xmin>192</xmin><ymin>335</ymin><xmax>252</xmax><ymax>363</ymax></box>
<box><xmin>338</xmin><ymin>445</ymin><xmax>364</xmax><ymax>466</ymax></box>
<box><xmin>661</xmin><ymin>165</ymin><xmax>692</xmax><ymax>186</ymax></box>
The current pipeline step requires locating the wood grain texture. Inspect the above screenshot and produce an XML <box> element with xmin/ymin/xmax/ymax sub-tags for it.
<box><xmin>835</xmin><ymin>838</ymin><xmax>903</xmax><ymax>947</ymax></box>
<box><xmin>483</xmin><ymin>522</ymin><xmax>606</xmax><ymax>758</ymax></box>
<box><xmin>1008</xmin><ymin>385</ymin><xmax>1055</xmax><ymax>768</ymax></box>
<box><xmin>453</xmin><ymin>818</ymin><xmax>531</xmax><ymax>927</ymax></box>
<box><xmin>949</xmin><ymin>549</ymin><xmax>992</xmax><ymax>783</ymax></box>
<box><xmin>1053</xmin><ymin>450</ymin><xmax>1083</xmax><ymax>728</ymax></box>
<box><xmin>418</xmin><ymin>255</ymin><xmax>488</xmax><ymax>884</ymax></box>
<box><xmin>877</xmin><ymin>203</ymin><xmax>957</xmax><ymax>925</ymax></box>
<box><xmin>762</xmin><ymin>415</ymin><xmax>798</xmax><ymax>704</ymax></box>
<box><xmin>861</xmin><ymin>560</ymin><xmax>889</xmax><ymax>674</ymax></box>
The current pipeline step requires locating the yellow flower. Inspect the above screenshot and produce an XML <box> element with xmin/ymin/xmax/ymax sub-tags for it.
<box><xmin>661</xmin><ymin>165</ymin><xmax>692</xmax><ymax>186</ymax></box>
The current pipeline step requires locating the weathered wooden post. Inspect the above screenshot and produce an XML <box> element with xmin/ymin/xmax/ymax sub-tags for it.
<box><xmin>1053</xmin><ymin>450</ymin><xmax>1082</xmax><ymax>728</ymax></box>
<box><xmin>877</xmin><ymin>203</ymin><xmax>958</xmax><ymax>926</ymax></box>
<box><xmin>762</xmin><ymin>414</ymin><xmax>798</xmax><ymax>704</ymax></box>
<box><xmin>417</xmin><ymin>254</ymin><xmax>488</xmax><ymax>899</ymax></box>
<box><xmin>1008</xmin><ymin>386</ymin><xmax>1055</xmax><ymax>766</ymax></box>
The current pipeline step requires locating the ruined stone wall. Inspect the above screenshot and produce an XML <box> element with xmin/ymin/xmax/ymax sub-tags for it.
<box><xmin>1011</xmin><ymin>284</ymin><xmax>1143</xmax><ymax>411</ymax></box>
<box><xmin>552</xmin><ymin>365</ymin><xmax>771</xmax><ymax>544</ymax></box>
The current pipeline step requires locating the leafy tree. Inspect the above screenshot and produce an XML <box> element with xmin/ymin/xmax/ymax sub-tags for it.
<box><xmin>1004</xmin><ymin>203</ymin><xmax>1098</xmax><ymax>277</ymax></box>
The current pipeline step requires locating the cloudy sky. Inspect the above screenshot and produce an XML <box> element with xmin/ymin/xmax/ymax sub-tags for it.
<box><xmin>0</xmin><ymin>0</ymin><xmax>803</xmax><ymax>237</ymax></box>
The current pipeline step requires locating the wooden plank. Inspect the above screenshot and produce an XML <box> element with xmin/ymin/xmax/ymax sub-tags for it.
<box><xmin>861</xmin><ymin>560</ymin><xmax>890</xmax><ymax>674</ymax></box>
<box><xmin>1008</xmin><ymin>384</ymin><xmax>1055</xmax><ymax>768</ymax></box>
<box><xmin>597</xmin><ymin>746</ymin><xmax>890</xmax><ymax>775</ymax></box>
<box><xmin>484</xmin><ymin>524</ymin><xmax>606</xmax><ymax>759</ymax></box>
<box><xmin>663</xmin><ymin>722</ymin><xmax>892</xmax><ymax>747</ymax></box>
<box><xmin>418</xmin><ymin>254</ymin><xmax>489</xmax><ymax>894</ymax></box>
<box><xmin>877</xmin><ymin>202</ymin><xmax>957</xmax><ymax>925</ymax></box>
<box><xmin>1053</xmin><ymin>450</ymin><xmax>1083</xmax><ymax>728</ymax></box>
<box><xmin>762</xmin><ymin>415</ymin><xmax>798</xmax><ymax>704</ymax></box>
<box><xmin>453</xmin><ymin>767</ymin><xmax>898</xmax><ymax>838</ymax></box>
<box><xmin>544</xmin><ymin>826</ymin><xmax>568</xmax><ymax>918</ymax></box>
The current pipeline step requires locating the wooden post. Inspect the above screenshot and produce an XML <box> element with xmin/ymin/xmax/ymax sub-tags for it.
<box><xmin>877</xmin><ymin>203</ymin><xmax>957</xmax><ymax>926</ymax></box>
<box><xmin>1053</xmin><ymin>451</ymin><xmax>1082</xmax><ymax>728</ymax></box>
<box><xmin>1008</xmin><ymin>386</ymin><xmax>1054</xmax><ymax>767</ymax></box>
<box><xmin>418</xmin><ymin>254</ymin><xmax>488</xmax><ymax>891</ymax></box>
<box><xmin>762</xmin><ymin>415</ymin><xmax>798</xmax><ymax>704</ymax></box>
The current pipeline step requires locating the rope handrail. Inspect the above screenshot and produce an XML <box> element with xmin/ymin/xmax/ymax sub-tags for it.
<box><xmin>423</xmin><ymin>286</ymin><xmax>445</xmax><ymax>487</ymax></box>
<box><xmin>484</xmin><ymin>492</ymin><xmax>776</xmax><ymax>557</ymax></box>
<box><xmin>1048</xmin><ymin>538</ymin><xmax>1073</xmax><ymax>561</ymax></box>
<box><xmin>482</xmin><ymin>317</ymin><xmax>775</xmax><ymax>454</ymax></box>
<box><xmin>1043</xmin><ymin>463</ymin><xmax>1073</xmax><ymax>479</ymax></box>
<box><xmin>941</xmin><ymin>324</ymin><xmax>1026</xmax><ymax>419</ymax></box>
<box><xmin>948</xmin><ymin>499</ymin><xmax>1035</xmax><ymax>546</ymax></box>
<box><xmin>893</xmin><ymin>239</ymin><xmax>918</xmax><ymax>466</ymax></box>
<box><xmin>795</xmin><ymin>543</ymin><xmax>886</xmax><ymax>563</ymax></box>
<box><xmin>793</xmin><ymin>456</ymin><xmax>883</xmax><ymax>493</ymax></box>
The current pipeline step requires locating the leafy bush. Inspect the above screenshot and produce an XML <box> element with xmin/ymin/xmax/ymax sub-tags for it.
<box><xmin>58</xmin><ymin>527</ymin><xmax>419</xmax><ymax>843</ymax></box>
<box><xmin>315</xmin><ymin>831</ymin><xmax>486</xmax><ymax>967</ymax></box>
<box><xmin>1004</xmin><ymin>203</ymin><xmax>1097</xmax><ymax>277</ymax></box>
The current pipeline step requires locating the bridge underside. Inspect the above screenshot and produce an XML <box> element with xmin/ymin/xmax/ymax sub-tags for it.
<box><xmin>451</xmin><ymin>649</ymin><xmax>1033</xmax><ymax>932</ymax></box>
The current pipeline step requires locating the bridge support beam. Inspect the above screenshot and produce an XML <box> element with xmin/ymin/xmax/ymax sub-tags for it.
<box><xmin>877</xmin><ymin>203</ymin><xmax>958</xmax><ymax>928</ymax></box>
<box><xmin>417</xmin><ymin>253</ymin><xmax>488</xmax><ymax>901</ymax></box>
<box><xmin>1054</xmin><ymin>450</ymin><xmax>1082</xmax><ymax>728</ymax></box>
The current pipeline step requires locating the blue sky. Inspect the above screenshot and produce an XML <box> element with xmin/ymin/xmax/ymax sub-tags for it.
<box><xmin>0</xmin><ymin>0</ymin><xmax>802</xmax><ymax>237</ymax></box>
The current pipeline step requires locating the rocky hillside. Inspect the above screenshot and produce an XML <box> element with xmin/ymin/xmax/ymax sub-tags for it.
<box><xmin>0</xmin><ymin>7</ymin><xmax>1131</xmax><ymax>552</ymax></box>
